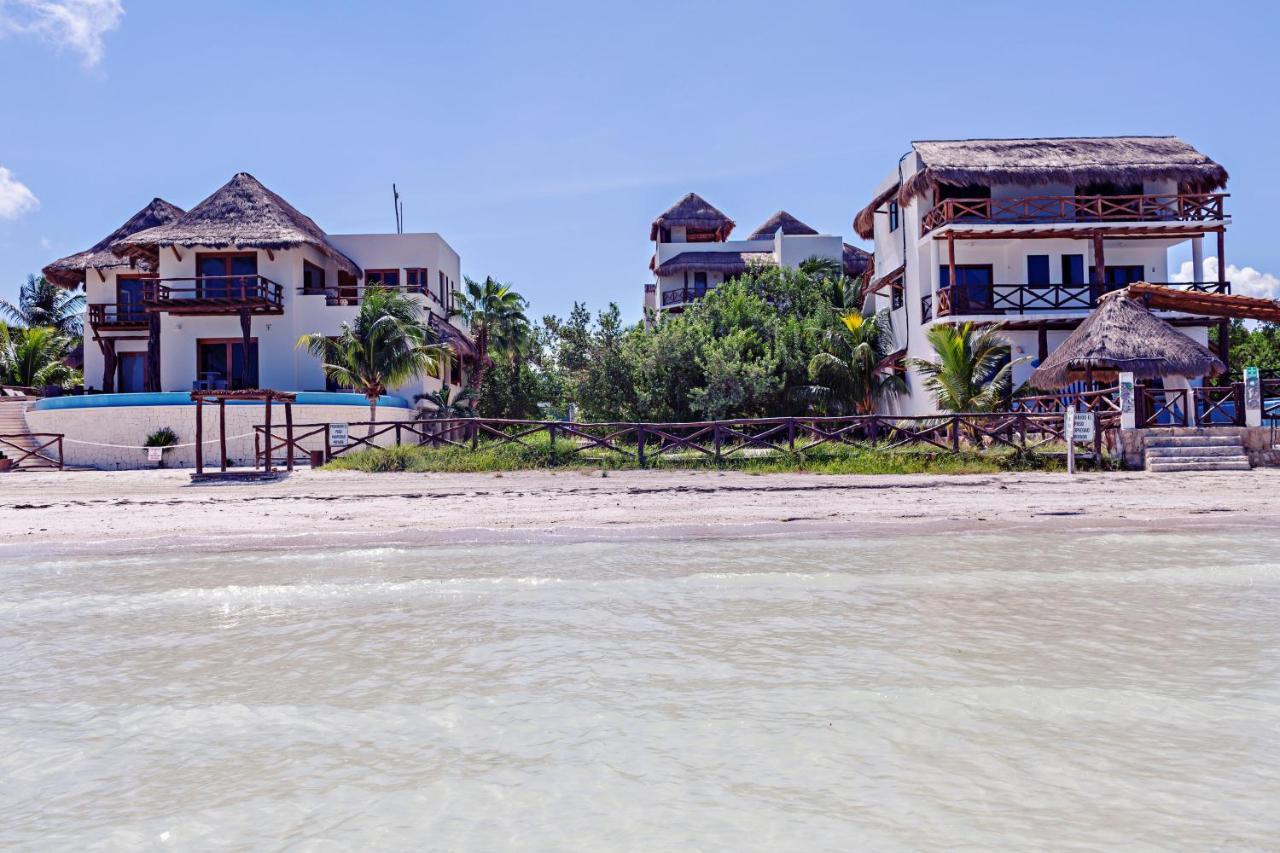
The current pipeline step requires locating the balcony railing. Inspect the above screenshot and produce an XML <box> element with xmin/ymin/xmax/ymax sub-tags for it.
<box><xmin>143</xmin><ymin>276</ymin><xmax>284</xmax><ymax>313</ymax></box>
<box><xmin>921</xmin><ymin>193</ymin><xmax>1228</xmax><ymax>235</ymax></box>
<box><xmin>922</xmin><ymin>281</ymin><xmax>1230</xmax><ymax>319</ymax></box>
<box><xmin>299</xmin><ymin>283</ymin><xmax>446</xmax><ymax>308</ymax></box>
<box><xmin>661</xmin><ymin>286</ymin><xmax>709</xmax><ymax>307</ymax></box>
<box><xmin>88</xmin><ymin>303</ymin><xmax>149</xmax><ymax>329</ymax></box>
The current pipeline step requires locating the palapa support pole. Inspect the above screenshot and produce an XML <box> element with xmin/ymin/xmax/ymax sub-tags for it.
<box><xmin>219</xmin><ymin>399</ymin><xmax>227</xmax><ymax>472</ymax></box>
<box><xmin>946</xmin><ymin>231</ymin><xmax>962</xmax><ymax>313</ymax></box>
<box><xmin>1091</xmin><ymin>232</ymin><xmax>1106</xmax><ymax>305</ymax></box>
<box><xmin>146</xmin><ymin>312</ymin><xmax>162</xmax><ymax>392</ymax></box>
<box><xmin>239</xmin><ymin>309</ymin><xmax>253</xmax><ymax>387</ymax></box>
<box><xmin>96</xmin><ymin>337</ymin><xmax>117</xmax><ymax>393</ymax></box>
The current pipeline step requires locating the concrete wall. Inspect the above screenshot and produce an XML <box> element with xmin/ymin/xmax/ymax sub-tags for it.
<box><xmin>26</xmin><ymin>402</ymin><xmax>415</xmax><ymax>470</ymax></box>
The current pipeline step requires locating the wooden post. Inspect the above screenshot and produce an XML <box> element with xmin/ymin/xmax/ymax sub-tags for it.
<box><xmin>636</xmin><ymin>426</ymin><xmax>647</xmax><ymax>468</ymax></box>
<box><xmin>219</xmin><ymin>399</ymin><xmax>227</xmax><ymax>472</ymax></box>
<box><xmin>947</xmin><ymin>231</ymin><xmax>962</xmax><ymax>313</ymax></box>
<box><xmin>146</xmin><ymin>312</ymin><xmax>162</xmax><ymax>392</ymax></box>
<box><xmin>1037</xmin><ymin>326</ymin><xmax>1048</xmax><ymax>364</ymax></box>
<box><xmin>1217</xmin><ymin>228</ymin><xmax>1227</xmax><ymax>291</ymax></box>
<box><xmin>285</xmin><ymin>401</ymin><xmax>294</xmax><ymax>471</ymax></box>
<box><xmin>1091</xmin><ymin>232</ymin><xmax>1106</xmax><ymax>304</ymax></box>
<box><xmin>547</xmin><ymin>422</ymin><xmax>557</xmax><ymax>465</ymax></box>
<box><xmin>263</xmin><ymin>398</ymin><xmax>273</xmax><ymax>473</ymax></box>
<box><xmin>1218</xmin><ymin>318</ymin><xmax>1230</xmax><ymax>367</ymax></box>
<box><xmin>713</xmin><ymin>424</ymin><xmax>722</xmax><ymax>462</ymax></box>
<box><xmin>238</xmin><ymin>310</ymin><xmax>252</xmax><ymax>387</ymax></box>
<box><xmin>787</xmin><ymin>417</ymin><xmax>795</xmax><ymax>452</ymax></box>
<box><xmin>194</xmin><ymin>395</ymin><xmax>204</xmax><ymax>475</ymax></box>
<box><xmin>951</xmin><ymin>416</ymin><xmax>961</xmax><ymax>452</ymax></box>
<box><xmin>470</xmin><ymin>420</ymin><xmax>478</xmax><ymax>451</ymax></box>
<box><xmin>98</xmin><ymin>337</ymin><xmax>117</xmax><ymax>393</ymax></box>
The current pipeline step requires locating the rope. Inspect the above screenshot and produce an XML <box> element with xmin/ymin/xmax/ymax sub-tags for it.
<box><xmin>61</xmin><ymin>431</ymin><xmax>259</xmax><ymax>450</ymax></box>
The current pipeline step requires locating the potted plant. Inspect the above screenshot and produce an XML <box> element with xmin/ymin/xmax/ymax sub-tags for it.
<box><xmin>0</xmin><ymin>450</ymin><xmax>11</xmax><ymax>473</ymax></box>
<box><xmin>144</xmin><ymin>427</ymin><xmax>179</xmax><ymax>468</ymax></box>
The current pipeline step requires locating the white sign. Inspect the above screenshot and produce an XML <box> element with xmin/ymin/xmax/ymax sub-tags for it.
<box><xmin>329</xmin><ymin>423</ymin><xmax>350</xmax><ymax>448</ymax></box>
<box><xmin>146</xmin><ymin>446</ymin><xmax>163</xmax><ymax>462</ymax></box>
<box><xmin>1244</xmin><ymin>366</ymin><xmax>1262</xmax><ymax>427</ymax></box>
<box><xmin>1067</xmin><ymin>411</ymin><xmax>1096</xmax><ymax>442</ymax></box>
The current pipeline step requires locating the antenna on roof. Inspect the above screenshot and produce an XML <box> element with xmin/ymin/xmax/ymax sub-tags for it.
<box><xmin>392</xmin><ymin>183</ymin><xmax>404</xmax><ymax>234</ymax></box>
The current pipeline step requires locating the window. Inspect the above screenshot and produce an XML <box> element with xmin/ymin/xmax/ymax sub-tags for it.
<box><xmin>117</xmin><ymin>352</ymin><xmax>146</xmax><ymax>393</ymax></box>
<box><xmin>1061</xmin><ymin>254</ymin><xmax>1086</xmax><ymax>286</ymax></box>
<box><xmin>693</xmin><ymin>271</ymin><xmax>708</xmax><ymax>296</ymax></box>
<box><xmin>116</xmin><ymin>275</ymin><xmax>148</xmax><ymax>323</ymax></box>
<box><xmin>450</xmin><ymin>355</ymin><xmax>462</xmax><ymax>387</ymax></box>
<box><xmin>940</xmin><ymin>265</ymin><xmax>994</xmax><ymax>309</ymax></box>
<box><xmin>406</xmin><ymin>268</ymin><xmax>429</xmax><ymax>295</ymax></box>
<box><xmin>365</xmin><ymin>269</ymin><xmax>400</xmax><ymax>289</ymax></box>
<box><xmin>197</xmin><ymin>339</ymin><xmax>259</xmax><ymax>390</ymax></box>
<box><xmin>302</xmin><ymin>260</ymin><xmax>326</xmax><ymax>295</ymax></box>
<box><xmin>1027</xmin><ymin>255</ymin><xmax>1051</xmax><ymax>285</ymax></box>
<box><xmin>888</xmin><ymin>200</ymin><xmax>899</xmax><ymax>232</ymax></box>
<box><xmin>1105</xmin><ymin>265</ymin><xmax>1146</xmax><ymax>290</ymax></box>
<box><xmin>195</xmin><ymin>252</ymin><xmax>257</xmax><ymax>299</ymax></box>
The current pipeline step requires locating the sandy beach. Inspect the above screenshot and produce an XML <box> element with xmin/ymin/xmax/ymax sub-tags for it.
<box><xmin>4</xmin><ymin>467</ymin><xmax>1279</xmax><ymax>559</ymax></box>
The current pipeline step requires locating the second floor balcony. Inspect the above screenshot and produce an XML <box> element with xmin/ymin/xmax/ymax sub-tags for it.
<box><xmin>87</xmin><ymin>303</ymin><xmax>149</xmax><ymax>330</ymax></box>
<box><xmin>920</xmin><ymin>193</ymin><xmax>1227</xmax><ymax>236</ymax></box>
<box><xmin>143</xmin><ymin>276</ymin><xmax>285</xmax><ymax>315</ymax></box>
<box><xmin>921</xmin><ymin>280</ymin><xmax>1230</xmax><ymax>321</ymax></box>
<box><xmin>661</xmin><ymin>285</ymin><xmax>710</xmax><ymax>308</ymax></box>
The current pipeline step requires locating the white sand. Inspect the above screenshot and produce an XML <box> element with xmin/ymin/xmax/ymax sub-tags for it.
<box><xmin>3</xmin><ymin>467</ymin><xmax>1279</xmax><ymax>559</ymax></box>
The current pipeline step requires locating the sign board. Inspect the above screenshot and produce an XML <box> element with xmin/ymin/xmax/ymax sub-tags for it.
<box><xmin>329</xmin><ymin>423</ymin><xmax>350</xmax><ymax>448</ymax></box>
<box><xmin>146</xmin><ymin>446</ymin><xmax>163</xmax><ymax>462</ymax></box>
<box><xmin>1118</xmin><ymin>372</ymin><xmax>1136</xmax><ymax>430</ymax></box>
<box><xmin>1067</xmin><ymin>410</ymin><xmax>1096</xmax><ymax>443</ymax></box>
<box><xmin>1244</xmin><ymin>366</ymin><xmax>1262</xmax><ymax>427</ymax></box>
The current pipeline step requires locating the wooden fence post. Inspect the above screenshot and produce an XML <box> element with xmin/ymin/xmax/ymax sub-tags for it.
<box><xmin>713</xmin><ymin>424</ymin><xmax>723</xmax><ymax>462</ymax></box>
<box><xmin>951</xmin><ymin>416</ymin><xmax>961</xmax><ymax>453</ymax></box>
<box><xmin>787</xmin><ymin>418</ymin><xmax>795</xmax><ymax>452</ymax></box>
<box><xmin>470</xmin><ymin>420</ymin><xmax>479</xmax><ymax>451</ymax></box>
<box><xmin>547</xmin><ymin>422</ymin><xmax>557</xmax><ymax>465</ymax></box>
<box><xmin>636</xmin><ymin>425</ymin><xmax>647</xmax><ymax>468</ymax></box>
<box><xmin>285</xmin><ymin>402</ymin><xmax>294</xmax><ymax>472</ymax></box>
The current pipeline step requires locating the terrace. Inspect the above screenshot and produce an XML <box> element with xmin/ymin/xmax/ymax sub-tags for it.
<box><xmin>921</xmin><ymin>280</ymin><xmax>1230</xmax><ymax>321</ymax></box>
<box><xmin>142</xmin><ymin>275</ymin><xmax>284</xmax><ymax>315</ymax></box>
<box><xmin>920</xmin><ymin>192</ymin><xmax>1227</xmax><ymax>236</ymax></box>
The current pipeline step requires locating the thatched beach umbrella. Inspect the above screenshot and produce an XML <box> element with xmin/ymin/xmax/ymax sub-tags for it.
<box><xmin>1028</xmin><ymin>291</ymin><xmax>1226</xmax><ymax>389</ymax></box>
<box><xmin>42</xmin><ymin>198</ymin><xmax>185</xmax><ymax>289</ymax></box>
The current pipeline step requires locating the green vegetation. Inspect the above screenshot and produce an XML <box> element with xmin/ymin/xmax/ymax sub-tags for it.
<box><xmin>297</xmin><ymin>288</ymin><xmax>448</xmax><ymax>427</ymax></box>
<box><xmin>144</xmin><ymin>427</ymin><xmax>179</xmax><ymax>447</ymax></box>
<box><xmin>456</xmin><ymin>276</ymin><xmax>531</xmax><ymax>400</ymax></box>
<box><xmin>1</xmin><ymin>275</ymin><xmax>85</xmax><ymax>336</ymax></box>
<box><xmin>1212</xmin><ymin>320</ymin><xmax>1280</xmax><ymax>378</ymax></box>
<box><xmin>909</xmin><ymin>322</ymin><xmax>1022</xmax><ymax>412</ymax></box>
<box><xmin>0</xmin><ymin>322</ymin><xmax>81</xmax><ymax>389</ymax></box>
<box><xmin>325</xmin><ymin>433</ymin><xmax>1078</xmax><ymax>476</ymax></box>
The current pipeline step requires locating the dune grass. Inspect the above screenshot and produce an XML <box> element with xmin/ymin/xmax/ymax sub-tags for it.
<box><xmin>324</xmin><ymin>433</ymin><xmax>1091</xmax><ymax>475</ymax></box>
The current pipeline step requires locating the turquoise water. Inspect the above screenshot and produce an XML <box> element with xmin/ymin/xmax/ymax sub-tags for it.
<box><xmin>30</xmin><ymin>391</ymin><xmax>412</xmax><ymax>411</ymax></box>
<box><xmin>3</xmin><ymin>531</ymin><xmax>1278</xmax><ymax>849</ymax></box>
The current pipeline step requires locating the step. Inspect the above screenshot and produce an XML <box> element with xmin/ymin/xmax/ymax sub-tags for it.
<box><xmin>1147</xmin><ymin>458</ymin><xmax>1252</xmax><ymax>473</ymax></box>
<box><xmin>1145</xmin><ymin>445</ymin><xmax>1246</xmax><ymax>459</ymax></box>
<box><xmin>1144</xmin><ymin>434</ymin><xmax>1244</xmax><ymax>449</ymax></box>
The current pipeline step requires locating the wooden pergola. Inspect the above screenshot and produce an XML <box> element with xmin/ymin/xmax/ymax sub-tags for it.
<box><xmin>190</xmin><ymin>388</ymin><xmax>296</xmax><ymax>480</ymax></box>
<box><xmin>1124</xmin><ymin>282</ymin><xmax>1280</xmax><ymax>322</ymax></box>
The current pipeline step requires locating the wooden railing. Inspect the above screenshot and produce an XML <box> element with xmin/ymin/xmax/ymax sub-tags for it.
<box><xmin>88</xmin><ymin>303</ymin><xmax>149</xmax><ymax>328</ymax></box>
<box><xmin>921</xmin><ymin>193</ymin><xmax>1228</xmax><ymax>234</ymax></box>
<box><xmin>926</xmin><ymin>281</ymin><xmax>1230</xmax><ymax>319</ymax></box>
<box><xmin>661</xmin><ymin>287</ymin><xmax>709</xmax><ymax>307</ymax></box>
<box><xmin>0</xmin><ymin>433</ymin><xmax>64</xmax><ymax>470</ymax></box>
<box><xmin>299</xmin><ymin>283</ymin><xmax>445</xmax><ymax>308</ymax></box>
<box><xmin>143</xmin><ymin>275</ymin><xmax>284</xmax><ymax>310</ymax></box>
<box><xmin>1010</xmin><ymin>388</ymin><xmax>1122</xmax><ymax>415</ymax></box>
<box><xmin>255</xmin><ymin>412</ymin><xmax>1120</xmax><ymax>468</ymax></box>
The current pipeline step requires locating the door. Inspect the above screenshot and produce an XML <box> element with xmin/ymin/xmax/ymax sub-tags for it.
<box><xmin>1105</xmin><ymin>265</ymin><xmax>1146</xmax><ymax>291</ymax></box>
<box><xmin>198</xmin><ymin>339</ymin><xmax>259</xmax><ymax>390</ymax></box>
<box><xmin>940</xmin><ymin>265</ymin><xmax>994</xmax><ymax>310</ymax></box>
<box><xmin>117</xmin><ymin>352</ymin><xmax>146</xmax><ymax>393</ymax></box>
<box><xmin>117</xmin><ymin>277</ymin><xmax>147</xmax><ymax>323</ymax></box>
<box><xmin>196</xmin><ymin>253</ymin><xmax>258</xmax><ymax>299</ymax></box>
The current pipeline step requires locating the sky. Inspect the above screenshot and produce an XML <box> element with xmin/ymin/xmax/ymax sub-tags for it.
<box><xmin>2</xmin><ymin>0</ymin><xmax>1278</xmax><ymax>323</ymax></box>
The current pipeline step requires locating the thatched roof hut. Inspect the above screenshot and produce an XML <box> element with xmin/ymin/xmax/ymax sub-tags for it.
<box><xmin>653</xmin><ymin>251</ymin><xmax>775</xmax><ymax>278</ymax></box>
<box><xmin>42</xmin><ymin>198</ymin><xmax>186</xmax><ymax>289</ymax></box>
<box><xmin>854</xmin><ymin>136</ymin><xmax>1228</xmax><ymax>239</ymax></box>
<box><xmin>747</xmin><ymin>210</ymin><xmax>818</xmax><ymax>240</ymax></box>
<box><xmin>1028</xmin><ymin>291</ymin><xmax>1226</xmax><ymax>389</ymax></box>
<box><xmin>650</xmin><ymin>192</ymin><xmax>735</xmax><ymax>241</ymax></box>
<box><xmin>843</xmin><ymin>243</ymin><xmax>871</xmax><ymax>279</ymax></box>
<box><xmin>115</xmin><ymin>172</ymin><xmax>361</xmax><ymax>277</ymax></box>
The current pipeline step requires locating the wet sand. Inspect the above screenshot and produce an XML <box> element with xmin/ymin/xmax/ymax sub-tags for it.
<box><xmin>3</xmin><ymin>467</ymin><xmax>1279</xmax><ymax>559</ymax></box>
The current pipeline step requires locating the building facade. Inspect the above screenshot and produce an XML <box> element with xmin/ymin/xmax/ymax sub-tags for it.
<box><xmin>854</xmin><ymin>136</ymin><xmax>1231</xmax><ymax>415</ymax></box>
<box><xmin>643</xmin><ymin>193</ymin><xmax>869</xmax><ymax>314</ymax></box>
<box><xmin>44</xmin><ymin>174</ymin><xmax>473</xmax><ymax>405</ymax></box>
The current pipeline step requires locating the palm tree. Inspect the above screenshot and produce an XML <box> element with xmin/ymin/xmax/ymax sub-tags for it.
<box><xmin>1</xmin><ymin>275</ymin><xmax>85</xmax><ymax>336</ymax></box>
<box><xmin>907</xmin><ymin>322</ymin><xmax>1022</xmax><ymax>412</ymax></box>
<box><xmin>806</xmin><ymin>310</ymin><xmax>906</xmax><ymax>414</ymax></box>
<box><xmin>297</xmin><ymin>288</ymin><xmax>448</xmax><ymax>432</ymax></box>
<box><xmin>455</xmin><ymin>276</ymin><xmax>529</xmax><ymax>398</ymax></box>
<box><xmin>798</xmin><ymin>256</ymin><xmax>844</xmax><ymax>281</ymax></box>
<box><xmin>0</xmin><ymin>324</ymin><xmax>81</xmax><ymax>389</ymax></box>
<box><xmin>415</xmin><ymin>385</ymin><xmax>477</xmax><ymax>419</ymax></box>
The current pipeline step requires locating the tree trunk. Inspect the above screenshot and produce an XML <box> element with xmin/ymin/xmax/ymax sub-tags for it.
<box><xmin>368</xmin><ymin>399</ymin><xmax>378</xmax><ymax>438</ymax></box>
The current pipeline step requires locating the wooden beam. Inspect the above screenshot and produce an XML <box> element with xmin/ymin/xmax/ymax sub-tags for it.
<box><xmin>1217</xmin><ymin>229</ymin><xmax>1227</xmax><ymax>288</ymax></box>
<box><xmin>95</xmin><ymin>268</ymin><xmax>107</xmax><ymax>283</ymax></box>
<box><xmin>1091</xmin><ymin>233</ymin><xmax>1106</xmax><ymax>305</ymax></box>
<box><xmin>170</xmin><ymin>246</ymin><xmax>183</xmax><ymax>262</ymax></box>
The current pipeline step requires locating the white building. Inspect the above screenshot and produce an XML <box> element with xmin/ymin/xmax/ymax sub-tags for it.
<box><xmin>43</xmin><ymin>173</ymin><xmax>473</xmax><ymax>403</ymax></box>
<box><xmin>853</xmin><ymin>136</ymin><xmax>1231</xmax><ymax>415</ymax></box>
<box><xmin>643</xmin><ymin>193</ymin><xmax>869</xmax><ymax>313</ymax></box>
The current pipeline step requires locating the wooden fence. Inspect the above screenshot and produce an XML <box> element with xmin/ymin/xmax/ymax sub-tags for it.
<box><xmin>255</xmin><ymin>411</ymin><xmax>1117</xmax><ymax>469</ymax></box>
<box><xmin>0</xmin><ymin>433</ymin><xmax>64</xmax><ymax>471</ymax></box>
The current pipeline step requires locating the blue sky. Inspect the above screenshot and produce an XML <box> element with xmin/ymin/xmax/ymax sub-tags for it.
<box><xmin>2</xmin><ymin>0</ymin><xmax>1278</xmax><ymax>322</ymax></box>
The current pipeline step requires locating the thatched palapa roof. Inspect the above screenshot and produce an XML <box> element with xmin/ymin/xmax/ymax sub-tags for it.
<box><xmin>843</xmin><ymin>243</ymin><xmax>871</xmax><ymax>279</ymax></box>
<box><xmin>854</xmin><ymin>136</ymin><xmax>1228</xmax><ymax>239</ymax></box>
<box><xmin>42</xmin><ymin>198</ymin><xmax>186</xmax><ymax>289</ymax></box>
<box><xmin>116</xmin><ymin>172</ymin><xmax>361</xmax><ymax>277</ymax></box>
<box><xmin>650</xmin><ymin>192</ymin><xmax>735</xmax><ymax>241</ymax></box>
<box><xmin>654</xmin><ymin>251</ymin><xmax>776</xmax><ymax>278</ymax></box>
<box><xmin>1027</xmin><ymin>290</ymin><xmax>1226</xmax><ymax>389</ymax></box>
<box><xmin>747</xmin><ymin>210</ymin><xmax>818</xmax><ymax>240</ymax></box>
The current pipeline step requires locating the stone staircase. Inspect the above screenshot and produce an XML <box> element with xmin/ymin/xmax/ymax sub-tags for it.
<box><xmin>1144</xmin><ymin>432</ymin><xmax>1252</xmax><ymax>473</ymax></box>
<box><xmin>0</xmin><ymin>397</ymin><xmax>60</xmax><ymax>470</ymax></box>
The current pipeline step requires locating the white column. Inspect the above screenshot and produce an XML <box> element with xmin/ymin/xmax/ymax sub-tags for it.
<box><xmin>1191</xmin><ymin>236</ymin><xmax>1204</xmax><ymax>285</ymax></box>
<box><xmin>1118</xmin><ymin>372</ymin><xmax>1137</xmax><ymax>430</ymax></box>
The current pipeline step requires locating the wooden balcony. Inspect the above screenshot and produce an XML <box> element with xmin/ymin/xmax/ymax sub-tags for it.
<box><xmin>88</xmin><ymin>303</ymin><xmax>149</xmax><ymax>330</ymax></box>
<box><xmin>922</xmin><ymin>281</ymin><xmax>1230</xmax><ymax>320</ymax></box>
<box><xmin>661</xmin><ymin>286</ymin><xmax>709</xmax><ymax>308</ymax></box>
<box><xmin>921</xmin><ymin>193</ymin><xmax>1227</xmax><ymax>235</ymax></box>
<box><xmin>144</xmin><ymin>276</ymin><xmax>285</xmax><ymax>315</ymax></box>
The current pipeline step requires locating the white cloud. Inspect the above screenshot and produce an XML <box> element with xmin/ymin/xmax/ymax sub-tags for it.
<box><xmin>0</xmin><ymin>0</ymin><xmax>124</xmax><ymax>67</ymax></box>
<box><xmin>1172</xmin><ymin>258</ymin><xmax>1280</xmax><ymax>301</ymax></box>
<box><xmin>0</xmin><ymin>166</ymin><xmax>40</xmax><ymax>219</ymax></box>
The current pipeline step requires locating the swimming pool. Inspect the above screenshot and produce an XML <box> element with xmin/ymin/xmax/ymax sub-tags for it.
<box><xmin>29</xmin><ymin>391</ymin><xmax>413</xmax><ymax>412</ymax></box>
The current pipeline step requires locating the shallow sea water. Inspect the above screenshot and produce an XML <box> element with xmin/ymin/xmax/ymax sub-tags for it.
<box><xmin>2</xmin><ymin>531</ymin><xmax>1279</xmax><ymax>851</ymax></box>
